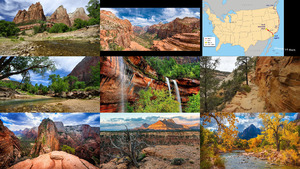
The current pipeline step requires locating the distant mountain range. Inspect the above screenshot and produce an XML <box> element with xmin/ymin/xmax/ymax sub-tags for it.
<box><xmin>238</xmin><ymin>124</ymin><xmax>261</xmax><ymax>140</ymax></box>
<box><xmin>133</xmin><ymin>118</ymin><xmax>200</xmax><ymax>131</ymax></box>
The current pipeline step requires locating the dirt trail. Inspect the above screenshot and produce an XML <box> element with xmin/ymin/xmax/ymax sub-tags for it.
<box><xmin>124</xmin><ymin>41</ymin><xmax>150</xmax><ymax>51</ymax></box>
<box><xmin>222</xmin><ymin>78</ymin><xmax>266</xmax><ymax>113</ymax></box>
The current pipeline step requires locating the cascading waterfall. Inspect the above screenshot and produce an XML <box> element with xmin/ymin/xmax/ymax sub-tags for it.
<box><xmin>165</xmin><ymin>77</ymin><xmax>171</xmax><ymax>96</ymax></box>
<box><xmin>118</xmin><ymin>57</ymin><xmax>127</xmax><ymax>112</ymax></box>
<box><xmin>172</xmin><ymin>79</ymin><xmax>182</xmax><ymax>113</ymax></box>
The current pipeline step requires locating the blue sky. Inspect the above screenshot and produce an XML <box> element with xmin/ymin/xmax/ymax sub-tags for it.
<box><xmin>102</xmin><ymin>8</ymin><xmax>200</xmax><ymax>27</ymax></box>
<box><xmin>201</xmin><ymin>113</ymin><xmax>299</xmax><ymax>132</ymax></box>
<box><xmin>9</xmin><ymin>57</ymin><xmax>84</xmax><ymax>86</ymax></box>
<box><xmin>0</xmin><ymin>0</ymin><xmax>90</xmax><ymax>21</ymax></box>
<box><xmin>0</xmin><ymin>113</ymin><xmax>100</xmax><ymax>131</ymax></box>
<box><xmin>100</xmin><ymin>113</ymin><xmax>200</xmax><ymax>131</ymax></box>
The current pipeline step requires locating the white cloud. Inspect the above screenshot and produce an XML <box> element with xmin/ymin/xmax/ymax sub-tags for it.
<box><xmin>212</xmin><ymin>56</ymin><xmax>238</xmax><ymax>72</ymax></box>
<box><xmin>102</xmin><ymin>8</ymin><xmax>119</xmax><ymax>16</ymax></box>
<box><xmin>50</xmin><ymin>56</ymin><xmax>84</xmax><ymax>72</ymax></box>
<box><xmin>0</xmin><ymin>16</ymin><xmax>4</xmax><ymax>20</ymax></box>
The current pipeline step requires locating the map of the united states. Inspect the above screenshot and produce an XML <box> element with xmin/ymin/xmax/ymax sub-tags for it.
<box><xmin>207</xmin><ymin>6</ymin><xmax>279</xmax><ymax>52</ymax></box>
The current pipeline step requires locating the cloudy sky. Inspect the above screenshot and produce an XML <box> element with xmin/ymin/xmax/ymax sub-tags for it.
<box><xmin>102</xmin><ymin>8</ymin><xmax>200</xmax><ymax>27</ymax></box>
<box><xmin>0</xmin><ymin>113</ymin><xmax>100</xmax><ymax>131</ymax></box>
<box><xmin>101</xmin><ymin>113</ymin><xmax>200</xmax><ymax>131</ymax></box>
<box><xmin>212</xmin><ymin>56</ymin><xmax>238</xmax><ymax>72</ymax></box>
<box><xmin>0</xmin><ymin>0</ymin><xmax>90</xmax><ymax>21</ymax></box>
<box><xmin>9</xmin><ymin>56</ymin><xmax>84</xmax><ymax>86</ymax></box>
<box><xmin>202</xmin><ymin>113</ymin><xmax>298</xmax><ymax>132</ymax></box>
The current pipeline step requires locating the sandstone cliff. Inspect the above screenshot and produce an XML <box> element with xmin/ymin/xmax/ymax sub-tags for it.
<box><xmin>48</xmin><ymin>5</ymin><xmax>71</xmax><ymax>27</ymax></box>
<box><xmin>13</xmin><ymin>2</ymin><xmax>46</xmax><ymax>24</ymax></box>
<box><xmin>255</xmin><ymin>56</ymin><xmax>300</xmax><ymax>112</ymax></box>
<box><xmin>68</xmin><ymin>56</ymin><xmax>100</xmax><ymax>84</ymax></box>
<box><xmin>0</xmin><ymin>119</ymin><xmax>21</xmax><ymax>169</ymax></box>
<box><xmin>69</xmin><ymin>7</ymin><xmax>90</xmax><ymax>26</ymax></box>
<box><xmin>100</xmin><ymin>10</ymin><xmax>133</xmax><ymax>50</ymax></box>
<box><xmin>9</xmin><ymin>151</ymin><xmax>99</xmax><ymax>169</ymax></box>
<box><xmin>30</xmin><ymin>118</ymin><xmax>60</xmax><ymax>156</ymax></box>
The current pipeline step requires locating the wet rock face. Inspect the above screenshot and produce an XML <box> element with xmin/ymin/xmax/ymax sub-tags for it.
<box><xmin>30</xmin><ymin>118</ymin><xmax>60</xmax><ymax>156</ymax></box>
<box><xmin>13</xmin><ymin>2</ymin><xmax>46</xmax><ymax>24</ymax></box>
<box><xmin>255</xmin><ymin>56</ymin><xmax>300</xmax><ymax>112</ymax></box>
<box><xmin>0</xmin><ymin>119</ymin><xmax>21</xmax><ymax>169</ymax></box>
<box><xmin>48</xmin><ymin>5</ymin><xmax>71</xmax><ymax>27</ymax></box>
<box><xmin>100</xmin><ymin>56</ymin><xmax>200</xmax><ymax>112</ymax></box>
<box><xmin>100</xmin><ymin>10</ymin><xmax>133</xmax><ymax>50</ymax></box>
<box><xmin>9</xmin><ymin>151</ymin><xmax>99</xmax><ymax>169</ymax></box>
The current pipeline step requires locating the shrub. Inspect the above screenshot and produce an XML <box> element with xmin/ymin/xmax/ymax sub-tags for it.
<box><xmin>171</xmin><ymin>158</ymin><xmax>184</xmax><ymax>165</ymax></box>
<box><xmin>49</xmin><ymin>23</ymin><xmax>70</xmax><ymax>33</ymax></box>
<box><xmin>73</xmin><ymin>18</ymin><xmax>88</xmax><ymax>29</ymax></box>
<box><xmin>61</xmin><ymin>145</ymin><xmax>75</xmax><ymax>154</ymax></box>
<box><xmin>0</xmin><ymin>20</ymin><xmax>20</xmax><ymax>37</ymax></box>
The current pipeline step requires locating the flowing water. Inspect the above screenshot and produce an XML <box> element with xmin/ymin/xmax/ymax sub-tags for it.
<box><xmin>118</xmin><ymin>57</ymin><xmax>126</xmax><ymax>112</ymax></box>
<box><xmin>0</xmin><ymin>97</ymin><xmax>67</xmax><ymax>112</ymax></box>
<box><xmin>165</xmin><ymin>77</ymin><xmax>171</xmax><ymax>96</ymax></box>
<box><xmin>221</xmin><ymin>150</ymin><xmax>298</xmax><ymax>169</ymax></box>
<box><xmin>31</xmin><ymin>40</ymin><xmax>100</xmax><ymax>56</ymax></box>
<box><xmin>172</xmin><ymin>80</ymin><xmax>182</xmax><ymax>112</ymax></box>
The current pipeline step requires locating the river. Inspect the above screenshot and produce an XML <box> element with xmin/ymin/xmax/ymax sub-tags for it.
<box><xmin>221</xmin><ymin>150</ymin><xmax>299</xmax><ymax>169</ymax></box>
<box><xmin>0</xmin><ymin>97</ymin><xmax>68</xmax><ymax>112</ymax></box>
<box><xmin>30</xmin><ymin>40</ymin><xmax>100</xmax><ymax>56</ymax></box>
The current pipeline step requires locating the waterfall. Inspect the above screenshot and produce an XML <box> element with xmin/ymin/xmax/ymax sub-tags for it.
<box><xmin>165</xmin><ymin>77</ymin><xmax>171</xmax><ymax>96</ymax></box>
<box><xmin>172</xmin><ymin>80</ymin><xmax>182</xmax><ymax>113</ymax></box>
<box><xmin>118</xmin><ymin>57</ymin><xmax>127</xmax><ymax>112</ymax></box>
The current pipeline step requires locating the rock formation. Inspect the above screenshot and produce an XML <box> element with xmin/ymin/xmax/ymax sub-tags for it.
<box><xmin>0</xmin><ymin>119</ymin><xmax>21</xmax><ymax>169</ymax></box>
<box><xmin>238</xmin><ymin>124</ymin><xmax>261</xmax><ymax>140</ymax></box>
<box><xmin>255</xmin><ymin>56</ymin><xmax>300</xmax><ymax>112</ymax></box>
<box><xmin>13</xmin><ymin>2</ymin><xmax>46</xmax><ymax>24</ymax></box>
<box><xmin>147</xmin><ymin>119</ymin><xmax>190</xmax><ymax>130</ymax></box>
<box><xmin>48</xmin><ymin>5</ymin><xmax>71</xmax><ymax>27</ymax></box>
<box><xmin>30</xmin><ymin>118</ymin><xmax>60</xmax><ymax>156</ymax></box>
<box><xmin>69</xmin><ymin>7</ymin><xmax>90</xmax><ymax>26</ymax></box>
<box><xmin>9</xmin><ymin>151</ymin><xmax>99</xmax><ymax>169</ymax></box>
<box><xmin>100</xmin><ymin>10</ymin><xmax>133</xmax><ymax>50</ymax></box>
<box><xmin>68</xmin><ymin>56</ymin><xmax>100</xmax><ymax>84</ymax></box>
<box><xmin>151</xmin><ymin>32</ymin><xmax>201</xmax><ymax>51</ymax></box>
<box><xmin>100</xmin><ymin>56</ymin><xmax>200</xmax><ymax>112</ymax></box>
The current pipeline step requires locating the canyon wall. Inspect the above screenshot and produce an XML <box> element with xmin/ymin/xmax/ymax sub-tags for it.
<box><xmin>48</xmin><ymin>5</ymin><xmax>71</xmax><ymax>27</ymax></box>
<box><xmin>0</xmin><ymin>120</ymin><xmax>21</xmax><ymax>169</ymax></box>
<box><xmin>255</xmin><ymin>56</ymin><xmax>300</xmax><ymax>112</ymax></box>
<box><xmin>100</xmin><ymin>10</ymin><xmax>133</xmax><ymax>50</ymax></box>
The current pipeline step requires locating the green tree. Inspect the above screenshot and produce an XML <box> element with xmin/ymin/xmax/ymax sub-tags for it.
<box><xmin>235</xmin><ymin>56</ymin><xmax>252</xmax><ymax>86</ymax></box>
<box><xmin>0</xmin><ymin>20</ymin><xmax>20</xmax><ymax>37</ymax></box>
<box><xmin>61</xmin><ymin>145</ymin><xmax>75</xmax><ymax>154</ymax></box>
<box><xmin>86</xmin><ymin>0</ymin><xmax>100</xmax><ymax>23</ymax></box>
<box><xmin>48</xmin><ymin>23</ymin><xmax>70</xmax><ymax>33</ymax></box>
<box><xmin>90</xmin><ymin>62</ymin><xmax>100</xmax><ymax>86</ymax></box>
<box><xmin>0</xmin><ymin>56</ymin><xmax>56</xmax><ymax>81</ymax></box>
<box><xmin>185</xmin><ymin>92</ymin><xmax>200</xmax><ymax>112</ymax></box>
<box><xmin>48</xmin><ymin>74</ymin><xmax>69</xmax><ymax>93</ymax></box>
<box><xmin>200</xmin><ymin>57</ymin><xmax>220</xmax><ymax>113</ymax></box>
<box><xmin>73</xmin><ymin>18</ymin><xmax>88</xmax><ymax>29</ymax></box>
<box><xmin>134</xmin><ymin>87</ymin><xmax>180</xmax><ymax>112</ymax></box>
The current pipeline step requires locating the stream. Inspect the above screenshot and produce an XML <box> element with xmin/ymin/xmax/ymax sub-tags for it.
<box><xmin>0</xmin><ymin>97</ymin><xmax>69</xmax><ymax>112</ymax></box>
<box><xmin>30</xmin><ymin>40</ymin><xmax>100</xmax><ymax>56</ymax></box>
<box><xmin>221</xmin><ymin>150</ymin><xmax>298</xmax><ymax>169</ymax></box>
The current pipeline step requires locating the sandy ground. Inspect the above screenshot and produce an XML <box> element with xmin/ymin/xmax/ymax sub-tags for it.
<box><xmin>221</xmin><ymin>80</ymin><xmax>266</xmax><ymax>112</ymax></box>
<box><xmin>47</xmin><ymin>98</ymin><xmax>100</xmax><ymax>112</ymax></box>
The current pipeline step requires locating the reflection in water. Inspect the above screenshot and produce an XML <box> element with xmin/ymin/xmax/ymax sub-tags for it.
<box><xmin>221</xmin><ymin>150</ymin><xmax>298</xmax><ymax>169</ymax></box>
<box><xmin>31</xmin><ymin>40</ymin><xmax>100</xmax><ymax>56</ymax></box>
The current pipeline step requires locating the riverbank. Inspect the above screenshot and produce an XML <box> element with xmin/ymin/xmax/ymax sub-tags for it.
<box><xmin>0</xmin><ymin>26</ymin><xmax>100</xmax><ymax>56</ymax></box>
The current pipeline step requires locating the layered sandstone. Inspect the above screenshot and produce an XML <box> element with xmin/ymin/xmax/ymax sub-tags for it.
<box><xmin>30</xmin><ymin>118</ymin><xmax>60</xmax><ymax>156</ymax></box>
<box><xmin>254</xmin><ymin>56</ymin><xmax>300</xmax><ymax>112</ymax></box>
<box><xmin>0</xmin><ymin>120</ymin><xmax>21</xmax><ymax>169</ymax></box>
<box><xmin>100</xmin><ymin>10</ymin><xmax>133</xmax><ymax>50</ymax></box>
<box><xmin>48</xmin><ymin>5</ymin><xmax>71</xmax><ymax>27</ymax></box>
<box><xmin>151</xmin><ymin>32</ymin><xmax>200</xmax><ymax>51</ymax></box>
<box><xmin>9</xmin><ymin>151</ymin><xmax>99</xmax><ymax>169</ymax></box>
<box><xmin>69</xmin><ymin>7</ymin><xmax>90</xmax><ymax>26</ymax></box>
<box><xmin>13</xmin><ymin>2</ymin><xmax>46</xmax><ymax>24</ymax></box>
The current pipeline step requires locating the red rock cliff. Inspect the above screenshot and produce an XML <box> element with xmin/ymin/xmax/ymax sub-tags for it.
<box><xmin>48</xmin><ymin>5</ymin><xmax>71</xmax><ymax>27</ymax></box>
<box><xmin>100</xmin><ymin>10</ymin><xmax>133</xmax><ymax>50</ymax></box>
<box><xmin>0</xmin><ymin>119</ymin><xmax>21</xmax><ymax>169</ymax></box>
<box><xmin>255</xmin><ymin>56</ymin><xmax>300</xmax><ymax>112</ymax></box>
<box><xmin>13</xmin><ymin>2</ymin><xmax>46</xmax><ymax>24</ymax></box>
